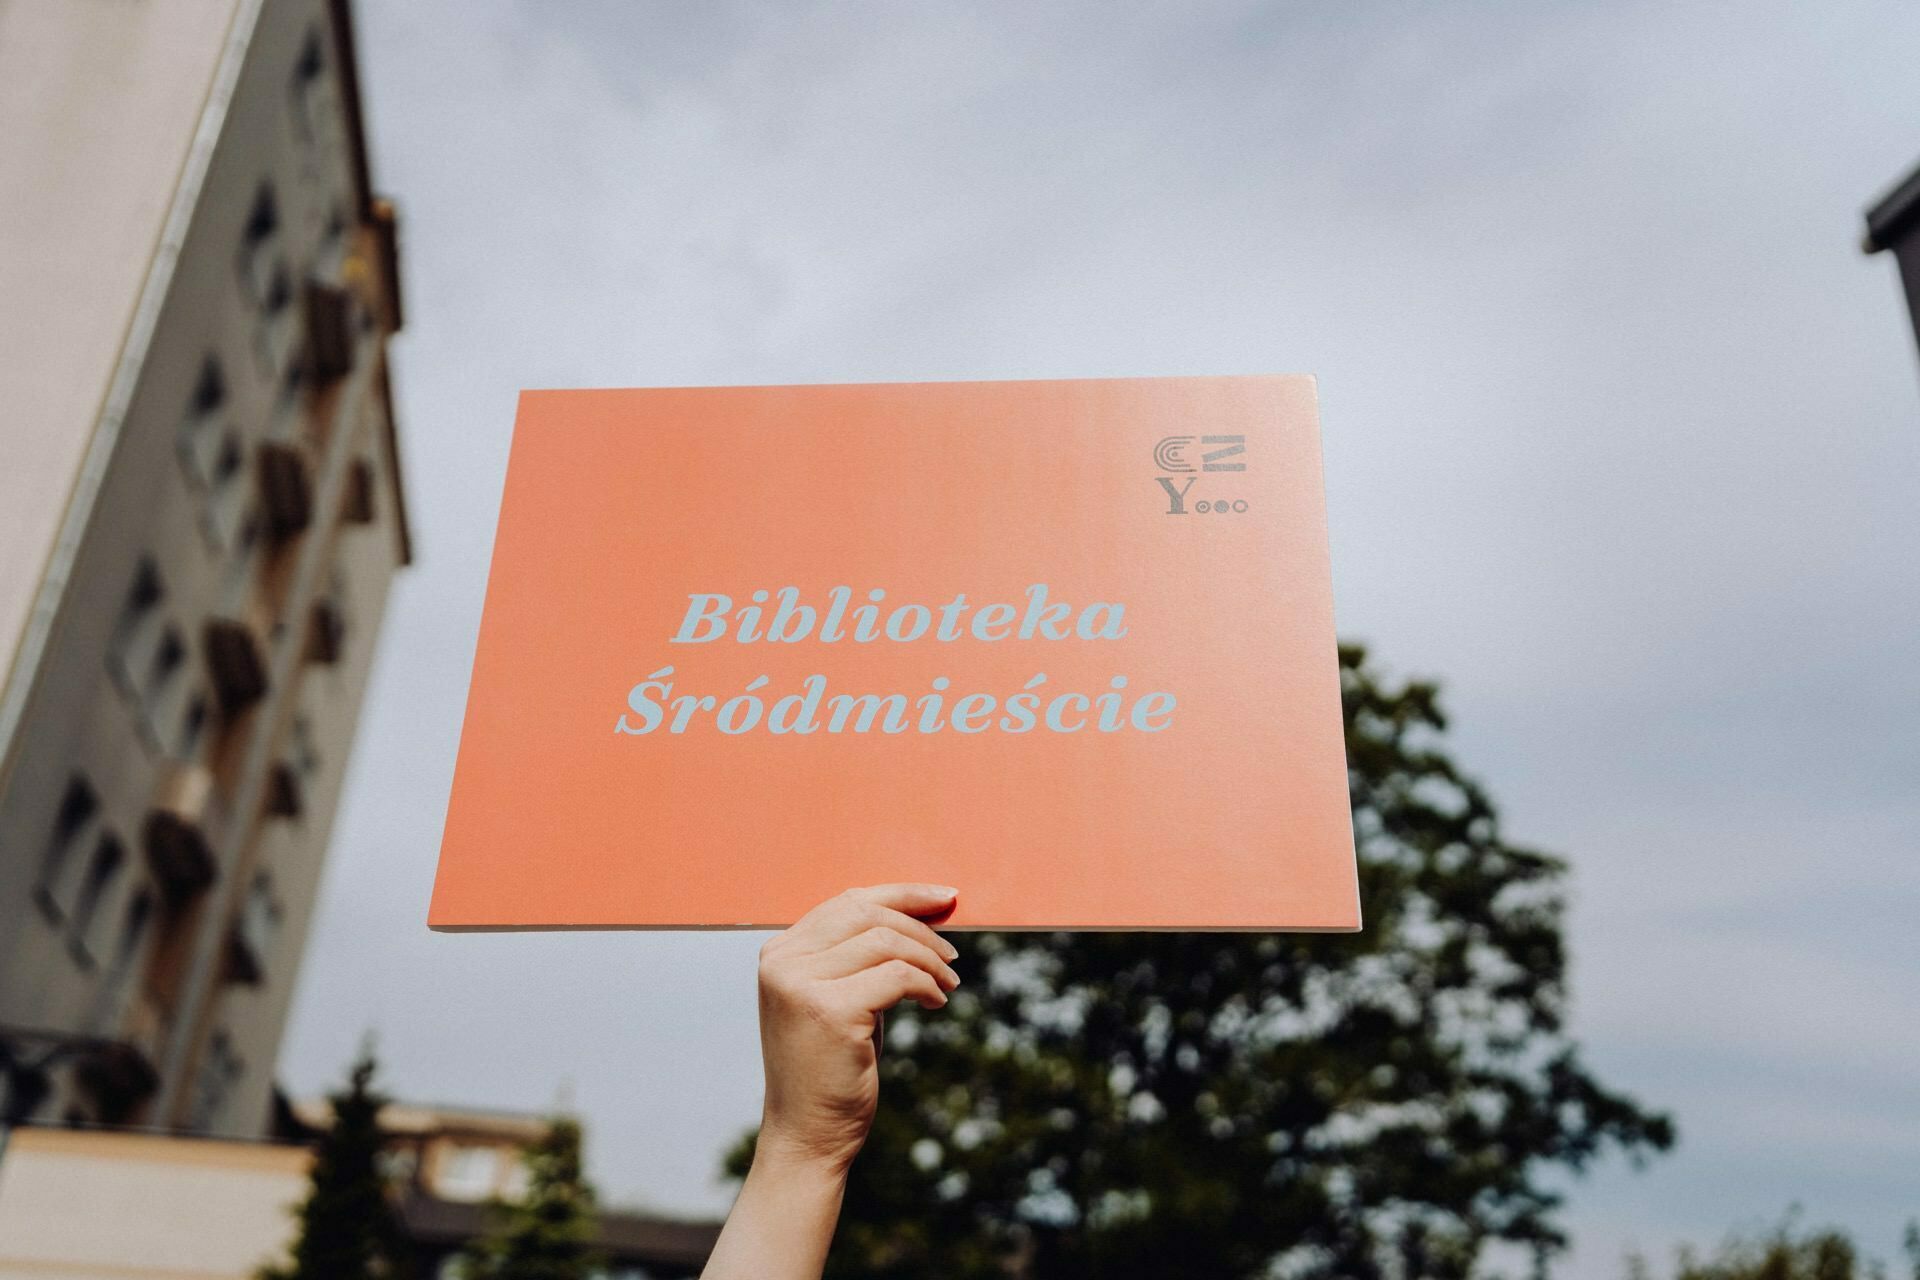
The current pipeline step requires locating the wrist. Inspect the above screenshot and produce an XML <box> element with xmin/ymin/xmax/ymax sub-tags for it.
<box><xmin>705</xmin><ymin>1120</ymin><xmax>853</xmax><ymax>1279</ymax></box>
<box><xmin>752</xmin><ymin>1118</ymin><xmax>863</xmax><ymax>1183</ymax></box>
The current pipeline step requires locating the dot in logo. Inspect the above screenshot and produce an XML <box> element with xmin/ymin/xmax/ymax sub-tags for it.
<box><xmin>1196</xmin><ymin>500</ymin><xmax>1211</xmax><ymax>513</ymax></box>
<box><xmin>1232</xmin><ymin>499</ymin><xmax>1248</xmax><ymax>513</ymax></box>
<box><xmin>1215</xmin><ymin>500</ymin><xmax>1230</xmax><ymax>513</ymax></box>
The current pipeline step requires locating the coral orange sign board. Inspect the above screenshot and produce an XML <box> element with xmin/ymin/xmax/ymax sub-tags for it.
<box><xmin>430</xmin><ymin>376</ymin><xmax>1357</xmax><ymax>931</ymax></box>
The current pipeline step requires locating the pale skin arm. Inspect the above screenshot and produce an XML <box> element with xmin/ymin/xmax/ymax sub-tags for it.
<box><xmin>701</xmin><ymin>884</ymin><xmax>962</xmax><ymax>1280</ymax></box>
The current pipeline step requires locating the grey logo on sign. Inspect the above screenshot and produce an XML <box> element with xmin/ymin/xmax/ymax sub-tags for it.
<box><xmin>1154</xmin><ymin>435</ymin><xmax>1248</xmax><ymax>514</ymax></box>
<box><xmin>1153</xmin><ymin>435</ymin><xmax>1246</xmax><ymax>473</ymax></box>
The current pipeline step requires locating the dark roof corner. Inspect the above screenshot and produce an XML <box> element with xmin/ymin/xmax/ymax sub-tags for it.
<box><xmin>1864</xmin><ymin>159</ymin><xmax>1920</xmax><ymax>255</ymax></box>
<box><xmin>371</xmin><ymin>196</ymin><xmax>402</xmax><ymax>332</ymax></box>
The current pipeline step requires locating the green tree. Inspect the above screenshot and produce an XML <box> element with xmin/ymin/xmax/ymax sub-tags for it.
<box><xmin>731</xmin><ymin>643</ymin><xmax>1674</xmax><ymax>1280</ymax></box>
<box><xmin>458</xmin><ymin>1116</ymin><xmax>603</xmax><ymax>1280</ymax></box>
<box><xmin>261</xmin><ymin>1051</ymin><xmax>408</xmax><ymax>1280</ymax></box>
<box><xmin>1626</xmin><ymin>1215</ymin><xmax>1920</xmax><ymax>1280</ymax></box>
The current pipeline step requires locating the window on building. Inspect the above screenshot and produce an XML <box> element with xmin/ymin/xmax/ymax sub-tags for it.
<box><xmin>268</xmin><ymin>718</ymin><xmax>319</xmax><ymax>829</ymax></box>
<box><xmin>239</xmin><ymin>184</ymin><xmax>280</xmax><ymax>304</ymax></box>
<box><xmin>177</xmin><ymin>357</ymin><xmax>228</xmax><ymax>482</ymax></box>
<box><xmin>108</xmin><ymin>560</ymin><xmax>166</xmax><ymax>695</ymax></box>
<box><xmin>321</xmin><ymin>202</ymin><xmax>349</xmax><ymax>267</ymax></box>
<box><xmin>134</xmin><ymin>625</ymin><xmax>191</xmax><ymax>751</ymax></box>
<box><xmin>258</xmin><ymin>260</ymin><xmax>298</xmax><ymax>374</ymax></box>
<box><xmin>143</xmin><ymin>626</ymin><xmax>185</xmax><ymax>711</ymax></box>
<box><xmin>290</xmin><ymin>28</ymin><xmax>329</xmax><ymax>142</ymax></box>
<box><xmin>435</xmin><ymin>1143</ymin><xmax>503</xmax><ymax>1202</ymax></box>
<box><xmin>262</xmin><ymin>260</ymin><xmax>293</xmax><ymax>316</ymax></box>
<box><xmin>289</xmin><ymin>712</ymin><xmax>322</xmax><ymax>786</ymax></box>
<box><xmin>186</xmin><ymin>1029</ymin><xmax>244</xmax><ymax>1131</ymax></box>
<box><xmin>309</xmin><ymin>561</ymin><xmax>350</xmax><ymax>666</ymax></box>
<box><xmin>85</xmin><ymin>885</ymin><xmax>156</xmax><ymax>1038</ymax></box>
<box><xmin>35</xmin><ymin>777</ymin><xmax>101</xmax><ymax>922</ymax></box>
<box><xmin>191</xmin><ymin>354</ymin><xmax>225</xmax><ymax>409</ymax></box>
<box><xmin>306</xmin><ymin>281</ymin><xmax>358</xmax><ymax>383</ymax></box>
<box><xmin>67</xmin><ymin>834</ymin><xmax>126</xmax><ymax>967</ymax></box>
<box><xmin>240</xmin><ymin>871</ymin><xmax>284</xmax><ymax>961</ymax></box>
<box><xmin>179</xmin><ymin>365</ymin><xmax>250</xmax><ymax>551</ymax></box>
<box><xmin>270</xmin><ymin>352</ymin><xmax>310</xmax><ymax>445</ymax></box>
<box><xmin>342</xmin><ymin>456</ymin><xmax>378</xmax><ymax>524</ymax></box>
<box><xmin>110</xmin><ymin>889</ymin><xmax>155</xmax><ymax>976</ymax></box>
<box><xmin>107</xmin><ymin>564</ymin><xmax>172</xmax><ymax>721</ymax></box>
<box><xmin>175</xmin><ymin>692</ymin><xmax>212</xmax><ymax>763</ymax></box>
<box><xmin>223</xmin><ymin>507</ymin><xmax>265</xmax><ymax>604</ymax></box>
<box><xmin>206</xmin><ymin>431</ymin><xmax>249</xmax><ymax>546</ymax></box>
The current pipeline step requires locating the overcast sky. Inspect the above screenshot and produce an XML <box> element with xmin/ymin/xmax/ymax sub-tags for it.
<box><xmin>281</xmin><ymin>2</ymin><xmax>1920</xmax><ymax>1274</ymax></box>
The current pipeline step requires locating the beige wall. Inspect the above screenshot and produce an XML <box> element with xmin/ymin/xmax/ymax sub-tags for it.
<box><xmin>0</xmin><ymin>0</ymin><xmax>245</xmax><ymax>722</ymax></box>
<box><xmin>0</xmin><ymin>1128</ymin><xmax>308</xmax><ymax>1280</ymax></box>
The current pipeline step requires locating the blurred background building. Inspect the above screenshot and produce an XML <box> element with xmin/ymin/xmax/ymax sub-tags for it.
<box><xmin>0</xmin><ymin>1103</ymin><xmax>719</xmax><ymax>1279</ymax></box>
<box><xmin>0</xmin><ymin>0</ymin><xmax>408</xmax><ymax>1138</ymax></box>
<box><xmin>296</xmin><ymin>1100</ymin><xmax>721</xmax><ymax>1278</ymax></box>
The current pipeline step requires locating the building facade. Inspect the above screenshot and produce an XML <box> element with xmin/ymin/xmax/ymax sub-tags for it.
<box><xmin>0</xmin><ymin>0</ymin><xmax>408</xmax><ymax>1138</ymax></box>
<box><xmin>0</xmin><ymin>1108</ymin><xmax>719</xmax><ymax>1280</ymax></box>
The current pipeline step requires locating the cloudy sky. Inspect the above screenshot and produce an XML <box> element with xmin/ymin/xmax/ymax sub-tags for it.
<box><xmin>281</xmin><ymin>1</ymin><xmax>1920</xmax><ymax>1273</ymax></box>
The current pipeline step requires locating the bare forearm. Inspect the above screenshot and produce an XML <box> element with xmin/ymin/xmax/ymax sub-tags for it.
<box><xmin>701</xmin><ymin>1145</ymin><xmax>849</xmax><ymax>1280</ymax></box>
<box><xmin>708</xmin><ymin>885</ymin><xmax>959</xmax><ymax>1279</ymax></box>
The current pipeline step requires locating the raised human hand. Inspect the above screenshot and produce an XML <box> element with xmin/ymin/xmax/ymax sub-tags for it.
<box><xmin>753</xmin><ymin>883</ymin><xmax>961</xmax><ymax>1173</ymax></box>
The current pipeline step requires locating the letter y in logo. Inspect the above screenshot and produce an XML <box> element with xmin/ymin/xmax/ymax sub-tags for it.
<box><xmin>1156</xmin><ymin>475</ymin><xmax>1197</xmax><ymax>515</ymax></box>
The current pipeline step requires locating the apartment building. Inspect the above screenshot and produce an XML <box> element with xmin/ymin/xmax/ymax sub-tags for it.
<box><xmin>0</xmin><ymin>0</ymin><xmax>408</xmax><ymax>1138</ymax></box>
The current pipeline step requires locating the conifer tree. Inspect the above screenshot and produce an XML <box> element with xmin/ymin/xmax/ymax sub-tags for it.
<box><xmin>458</xmin><ymin>1116</ymin><xmax>602</xmax><ymax>1280</ymax></box>
<box><xmin>261</xmin><ymin>1051</ymin><xmax>407</xmax><ymax>1280</ymax></box>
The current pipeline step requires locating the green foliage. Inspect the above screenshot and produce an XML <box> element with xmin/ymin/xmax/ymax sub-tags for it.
<box><xmin>1626</xmin><ymin>1215</ymin><xmax>1920</xmax><ymax>1280</ymax></box>
<box><xmin>731</xmin><ymin>643</ymin><xmax>1675</xmax><ymax>1280</ymax></box>
<box><xmin>261</xmin><ymin>1051</ymin><xmax>408</xmax><ymax>1280</ymax></box>
<box><xmin>458</xmin><ymin>1116</ymin><xmax>603</xmax><ymax>1280</ymax></box>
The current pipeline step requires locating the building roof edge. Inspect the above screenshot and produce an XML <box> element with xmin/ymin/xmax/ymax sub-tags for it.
<box><xmin>325</xmin><ymin>0</ymin><xmax>377</xmax><ymax>226</ymax></box>
<box><xmin>1864</xmin><ymin>159</ymin><xmax>1920</xmax><ymax>253</ymax></box>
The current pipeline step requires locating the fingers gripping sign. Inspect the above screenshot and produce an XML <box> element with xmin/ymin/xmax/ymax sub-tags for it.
<box><xmin>754</xmin><ymin>885</ymin><xmax>961</xmax><ymax>1175</ymax></box>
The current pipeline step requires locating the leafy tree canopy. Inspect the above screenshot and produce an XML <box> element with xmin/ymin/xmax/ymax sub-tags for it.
<box><xmin>1628</xmin><ymin>1216</ymin><xmax>1920</xmax><ymax>1280</ymax></box>
<box><xmin>733</xmin><ymin>643</ymin><xmax>1675</xmax><ymax>1279</ymax></box>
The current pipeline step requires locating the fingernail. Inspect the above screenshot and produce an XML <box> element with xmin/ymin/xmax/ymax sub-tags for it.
<box><xmin>937</xmin><ymin>938</ymin><xmax>959</xmax><ymax>961</ymax></box>
<box><xmin>933</xmin><ymin>885</ymin><xmax>958</xmax><ymax>898</ymax></box>
<box><xmin>942</xmin><ymin>964</ymin><xmax>961</xmax><ymax>987</ymax></box>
